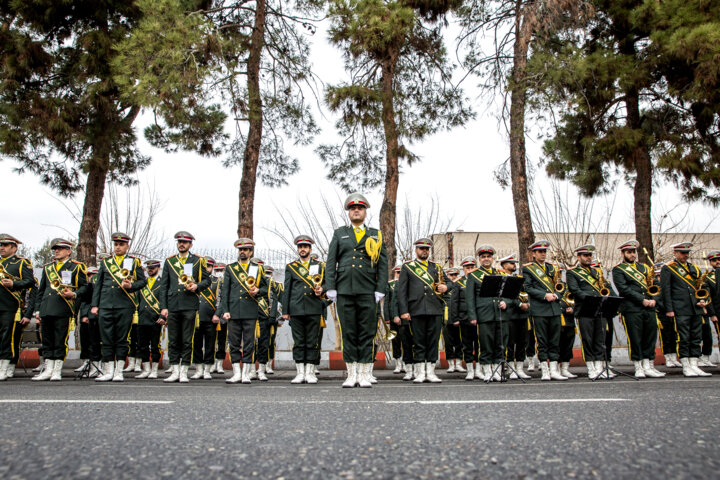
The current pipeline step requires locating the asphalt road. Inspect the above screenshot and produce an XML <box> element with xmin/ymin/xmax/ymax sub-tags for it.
<box><xmin>1</xmin><ymin>366</ymin><xmax>719</xmax><ymax>479</ymax></box>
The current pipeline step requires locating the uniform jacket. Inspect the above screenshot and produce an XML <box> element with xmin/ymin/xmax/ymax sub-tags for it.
<box><xmin>325</xmin><ymin>225</ymin><xmax>388</xmax><ymax>295</ymax></box>
<box><xmin>522</xmin><ymin>261</ymin><xmax>562</xmax><ymax>317</ymax></box>
<box><xmin>397</xmin><ymin>260</ymin><xmax>445</xmax><ymax>317</ymax></box>
<box><xmin>158</xmin><ymin>253</ymin><xmax>210</xmax><ymax>312</ymax></box>
<box><xmin>91</xmin><ymin>255</ymin><xmax>147</xmax><ymax>310</ymax></box>
<box><xmin>198</xmin><ymin>276</ymin><xmax>221</xmax><ymax>323</ymax></box>
<box><xmin>612</xmin><ymin>262</ymin><xmax>655</xmax><ymax>314</ymax></box>
<box><xmin>138</xmin><ymin>275</ymin><xmax>162</xmax><ymax>326</ymax></box>
<box><xmin>0</xmin><ymin>254</ymin><xmax>35</xmax><ymax>313</ymax></box>
<box><xmin>661</xmin><ymin>261</ymin><xmax>707</xmax><ymax>316</ymax></box>
<box><xmin>465</xmin><ymin>266</ymin><xmax>513</xmax><ymax>323</ymax></box>
<box><xmin>36</xmin><ymin>259</ymin><xmax>89</xmax><ymax>317</ymax></box>
<box><xmin>450</xmin><ymin>277</ymin><xmax>470</xmax><ymax>325</ymax></box>
<box><xmin>281</xmin><ymin>259</ymin><xmax>326</xmax><ymax>317</ymax></box>
<box><xmin>218</xmin><ymin>262</ymin><xmax>269</xmax><ymax>320</ymax></box>
<box><xmin>566</xmin><ymin>266</ymin><xmax>610</xmax><ymax>318</ymax></box>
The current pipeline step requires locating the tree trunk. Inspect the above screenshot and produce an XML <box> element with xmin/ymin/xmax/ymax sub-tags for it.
<box><xmin>237</xmin><ymin>0</ymin><xmax>266</xmax><ymax>239</ymax></box>
<box><xmin>510</xmin><ymin>5</ymin><xmax>535</xmax><ymax>261</ymax></box>
<box><xmin>76</xmin><ymin>165</ymin><xmax>108</xmax><ymax>266</ymax></box>
<box><xmin>626</xmin><ymin>88</ymin><xmax>654</xmax><ymax>263</ymax></box>
<box><xmin>379</xmin><ymin>54</ymin><xmax>400</xmax><ymax>270</ymax></box>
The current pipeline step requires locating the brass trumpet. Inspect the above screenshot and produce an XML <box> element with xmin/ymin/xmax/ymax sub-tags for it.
<box><xmin>120</xmin><ymin>268</ymin><xmax>135</xmax><ymax>282</ymax></box>
<box><xmin>311</xmin><ymin>274</ymin><xmax>323</xmax><ymax>288</ymax></box>
<box><xmin>51</xmin><ymin>279</ymin><xmax>75</xmax><ymax>291</ymax></box>
<box><xmin>246</xmin><ymin>276</ymin><xmax>256</xmax><ymax>288</ymax></box>
<box><xmin>179</xmin><ymin>274</ymin><xmax>195</xmax><ymax>287</ymax></box>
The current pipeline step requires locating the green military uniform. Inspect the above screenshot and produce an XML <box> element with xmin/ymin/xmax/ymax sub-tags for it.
<box><xmin>138</xmin><ymin>272</ymin><xmax>163</xmax><ymax>366</ymax></box>
<box><xmin>267</xmin><ymin>279</ymin><xmax>282</xmax><ymax>368</ymax></box>
<box><xmin>77</xmin><ymin>271</ymin><xmax>102</xmax><ymax>366</ymax></box>
<box><xmin>452</xmin><ymin>272</ymin><xmax>477</xmax><ymax>370</ymax></box>
<box><xmin>500</xmin><ymin>255</ymin><xmax>530</xmax><ymax>367</ymax></box>
<box><xmin>91</xmin><ymin>254</ymin><xmax>147</xmax><ymax>363</ymax></box>
<box><xmin>384</xmin><ymin>278</ymin><xmax>403</xmax><ymax>364</ymax></box>
<box><xmin>522</xmin><ymin>260</ymin><xmax>563</xmax><ymax>362</ymax></box>
<box><xmin>0</xmin><ymin>251</ymin><xmax>35</xmax><ymax>363</ymax></box>
<box><xmin>567</xmin><ymin>265</ymin><xmax>606</xmax><ymax>362</ymax></box>
<box><xmin>442</xmin><ymin>278</ymin><xmax>462</xmax><ymax>364</ymax></box>
<box><xmin>282</xmin><ymin>257</ymin><xmax>325</xmax><ymax>367</ymax></box>
<box><xmin>194</xmin><ymin>274</ymin><xmax>220</xmax><ymax>367</ymax></box>
<box><xmin>253</xmin><ymin>261</ymin><xmax>275</xmax><ymax>374</ymax></box>
<box><xmin>661</xmin><ymin>260</ymin><xmax>706</xmax><ymax>359</ymax></box>
<box><xmin>613</xmin><ymin>261</ymin><xmax>659</xmax><ymax>362</ymax></box>
<box><xmin>558</xmin><ymin>296</ymin><xmax>576</xmax><ymax>364</ymax></box>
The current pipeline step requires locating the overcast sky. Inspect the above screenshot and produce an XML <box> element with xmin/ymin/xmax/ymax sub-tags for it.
<box><xmin>2</xmin><ymin>20</ymin><xmax>718</xmax><ymax>252</ymax></box>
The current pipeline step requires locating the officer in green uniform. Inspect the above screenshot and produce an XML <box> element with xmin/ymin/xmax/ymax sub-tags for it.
<box><xmin>10</xmin><ymin>283</ymin><xmax>37</xmax><ymax>379</ymax></box>
<box><xmin>191</xmin><ymin>257</ymin><xmax>220</xmax><ymax>380</ymax></box>
<box><xmin>325</xmin><ymin>193</ymin><xmax>388</xmax><ymax>388</ymax></box>
<box><xmin>309</xmin><ymin>253</ymin><xmax>326</xmax><ymax>377</ymax></box>
<box><xmin>0</xmin><ymin>234</ymin><xmax>35</xmax><ymax>381</ymax></box>
<box><xmin>91</xmin><ymin>232</ymin><xmax>147</xmax><ymax>382</ymax></box>
<box><xmin>281</xmin><ymin>235</ymin><xmax>326</xmax><ymax>384</ymax></box>
<box><xmin>389</xmin><ymin>265</ymin><xmax>415</xmax><ymax>380</ymax></box>
<box><xmin>443</xmin><ymin>267</ymin><xmax>464</xmax><ymax>374</ymax></box>
<box><xmin>465</xmin><ymin>245</ymin><xmax>512</xmax><ymax>382</ymax></box>
<box><xmin>264</xmin><ymin>266</ymin><xmax>281</xmax><ymax>375</ymax></box>
<box><xmin>454</xmin><ymin>256</ymin><xmax>480</xmax><ymax>380</ymax></box>
<box><xmin>248</xmin><ymin>257</ymin><xmax>271</xmax><ymax>381</ymax></box>
<box><xmin>33</xmin><ymin>238</ymin><xmax>88</xmax><ymax>381</ymax></box>
<box><xmin>384</xmin><ymin>265</ymin><xmax>405</xmax><ymax>374</ymax></box>
<box><xmin>557</xmin><ymin>276</ymin><xmax>577</xmax><ymax>380</ymax></box>
<box><xmin>498</xmin><ymin>254</ymin><xmax>531</xmax><ymax>380</ymax></box>
<box><xmin>612</xmin><ymin>240</ymin><xmax>666</xmax><ymax>378</ymax></box>
<box><xmin>522</xmin><ymin>240</ymin><xmax>564</xmax><ymax>381</ymax></box>
<box><xmin>397</xmin><ymin>238</ymin><xmax>447</xmax><ymax>383</ymax></box>
<box><xmin>219</xmin><ymin>238</ymin><xmax>269</xmax><ymax>384</ymax></box>
<box><xmin>655</xmin><ymin>262</ymin><xmax>680</xmax><ymax>367</ymax></box>
<box><xmin>76</xmin><ymin>266</ymin><xmax>102</xmax><ymax>377</ymax></box>
<box><xmin>135</xmin><ymin>259</ymin><xmax>164</xmax><ymax>379</ymax></box>
<box><xmin>209</xmin><ymin>263</ymin><xmax>227</xmax><ymax>374</ymax></box>
<box><xmin>661</xmin><ymin>242</ymin><xmax>712</xmax><ymax>377</ymax></box>
<box><xmin>158</xmin><ymin>231</ymin><xmax>209</xmax><ymax>383</ymax></box>
<box><xmin>700</xmin><ymin>250</ymin><xmax>720</xmax><ymax>367</ymax></box>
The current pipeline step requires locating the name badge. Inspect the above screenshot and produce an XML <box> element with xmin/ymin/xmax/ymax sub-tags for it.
<box><xmin>248</xmin><ymin>265</ymin><xmax>259</xmax><ymax>278</ymax></box>
<box><xmin>61</xmin><ymin>271</ymin><xmax>72</xmax><ymax>284</ymax></box>
<box><xmin>183</xmin><ymin>264</ymin><xmax>194</xmax><ymax>276</ymax></box>
<box><xmin>341</xmin><ymin>235</ymin><xmax>349</xmax><ymax>239</ymax></box>
<box><xmin>123</xmin><ymin>258</ymin><xmax>134</xmax><ymax>270</ymax></box>
<box><xmin>309</xmin><ymin>265</ymin><xmax>319</xmax><ymax>275</ymax></box>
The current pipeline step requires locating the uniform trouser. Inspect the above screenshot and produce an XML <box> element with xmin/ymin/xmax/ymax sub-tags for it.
<box><xmin>701</xmin><ymin>316</ymin><xmax>716</xmax><ymax>356</ymax></box>
<box><xmin>460</xmin><ymin>322</ymin><xmax>479</xmax><ymax>364</ymax></box>
<box><xmin>79</xmin><ymin>318</ymin><xmax>102</xmax><ymax>362</ymax></box>
<box><xmin>658</xmin><ymin>316</ymin><xmax>677</xmax><ymax>354</ymax></box>
<box><xmin>79</xmin><ymin>320</ymin><xmax>90</xmax><ymax>359</ymax></box>
<box><xmin>532</xmin><ymin>315</ymin><xmax>561</xmax><ymax>362</ymax></box>
<box><xmin>215</xmin><ymin>322</ymin><xmax>228</xmax><ymax>360</ymax></box>
<box><xmin>314</xmin><ymin>325</ymin><xmax>324</xmax><ymax>366</ymax></box>
<box><xmin>390</xmin><ymin>322</ymin><xmax>402</xmax><ymax>359</ymax></box>
<box><xmin>477</xmin><ymin>320</ymin><xmax>508</xmax><ymax>364</ymax></box>
<box><xmin>337</xmin><ymin>294</ymin><xmax>377</xmax><ymax>363</ymax></box>
<box><xmin>622</xmin><ymin>311</ymin><xmax>658</xmax><ymax>361</ymax></box>
<box><xmin>443</xmin><ymin>323</ymin><xmax>462</xmax><ymax>360</ymax></box>
<box><xmin>675</xmin><ymin>315</ymin><xmax>703</xmax><ymax>359</ymax></box>
<box><xmin>605</xmin><ymin>317</ymin><xmax>615</xmax><ymax>361</ymax></box>
<box><xmin>228</xmin><ymin>318</ymin><xmax>256</xmax><ymax>364</ymax></box>
<box><xmin>0</xmin><ymin>310</ymin><xmax>17</xmax><ymax>360</ymax></box>
<box><xmin>577</xmin><ymin>316</ymin><xmax>604</xmax><ymax>362</ymax></box>
<box><xmin>400</xmin><ymin>323</ymin><xmax>414</xmax><ymax>364</ymax></box>
<box><xmin>11</xmin><ymin>320</ymin><xmax>25</xmax><ymax>363</ymax></box>
<box><xmin>290</xmin><ymin>315</ymin><xmax>321</xmax><ymax>364</ymax></box>
<box><xmin>507</xmin><ymin>317</ymin><xmax>529</xmax><ymax>362</ymax></box>
<box><xmin>526</xmin><ymin>322</ymin><xmax>537</xmax><ymax>358</ymax></box>
<box><xmin>559</xmin><ymin>320</ymin><xmax>576</xmax><ymax>363</ymax></box>
<box><xmin>40</xmin><ymin>315</ymin><xmax>70</xmax><ymax>361</ymax></box>
<box><xmin>269</xmin><ymin>323</ymin><xmax>277</xmax><ymax>361</ymax></box>
<box><xmin>410</xmin><ymin>314</ymin><xmax>442</xmax><ymax>363</ymax></box>
<box><xmin>256</xmin><ymin>317</ymin><xmax>271</xmax><ymax>364</ymax></box>
<box><xmin>137</xmin><ymin>324</ymin><xmax>162</xmax><ymax>363</ymax></box>
<box><xmin>98</xmin><ymin>307</ymin><xmax>134</xmax><ymax>363</ymax></box>
<box><xmin>193</xmin><ymin>322</ymin><xmax>217</xmax><ymax>365</ymax></box>
<box><xmin>128</xmin><ymin>323</ymin><xmax>139</xmax><ymax>358</ymax></box>
<box><xmin>167</xmin><ymin>309</ymin><xmax>197</xmax><ymax>365</ymax></box>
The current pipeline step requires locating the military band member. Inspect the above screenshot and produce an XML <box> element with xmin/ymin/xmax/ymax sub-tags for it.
<box><xmin>219</xmin><ymin>238</ymin><xmax>269</xmax><ymax>384</ymax></box>
<box><xmin>661</xmin><ymin>242</ymin><xmax>712</xmax><ymax>377</ymax></box>
<box><xmin>158</xmin><ymin>231</ymin><xmax>210</xmax><ymax>383</ymax></box>
<box><xmin>397</xmin><ymin>238</ymin><xmax>447</xmax><ymax>383</ymax></box>
<box><xmin>383</xmin><ymin>267</ymin><xmax>403</xmax><ymax>373</ymax></box>
<box><xmin>498</xmin><ymin>254</ymin><xmax>531</xmax><ymax>380</ymax></box>
<box><xmin>557</xmin><ymin>282</ymin><xmax>577</xmax><ymax>379</ymax></box>
<box><xmin>522</xmin><ymin>240</ymin><xmax>564</xmax><ymax>381</ymax></box>
<box><xmin>281</xmin><ymin>236</ymin><xmax>325</xmax><ymax>384</ymax></box>
<box><xmin>389</xmin><ymin>265</ymin><xmax>415</xmax><ymax>380</ymax></box>
<box><xmin>454</xmin><ymin>256</ymin><xmax>480</xmax><ymax>380</ymax></box>
<box><xmin>655</xmin><ymin>262</ymin><xmax>680</xmax><ymax>367</ymax></box>
<box><xmin>10</xmin><ymin>284</ymin><xmax>37</xmax><ymax>378</ymax></box>
<box><xmin>0</xmin><ymin>234</ymin><xmax>35</xmax><ymax>381</ymax></box>
<box><xmin>209</xmin><ymin>263</ymin><xmax>227</xmax><ymax>374</ymax></box>
<box><xmin>309</xmin><ymin>252</ymin><xmax>325</xmax><ymax>377</ymax></box>
<box><xmin>612</xmin><ymin>240</ymin><xmax>665</xmax><ymax>378</ymax></box>
<box><xmin>443</xmin><ymin>267</ymin><xmax>465</xmax><ymax>374</ymax></box>
<box><xmin>33</xmin><ymin>239</ymin><xmax>88</xmax><ymax>381</ymax></box>
<box><xmin>325</xmin><ymin>193</ymin><xmax>388</xmax><ymax>388</ymax></box>
<box><xmin>249</xmin><ymin>257</ymin><xmax>272</xmax><ymax>381</ymax></box>
<box><xmin>76</xmin><ymin>266</ymin><xmax>102</xmax><ymax>377</ymax></box>
<box><xmin>700</xmin><ymin>250</ymin><xmax>720</xmax><ymax>367</ymax></box>
<box><xmin>465</xmin><ymin>245</ymin><xmax>511</xmax><ymax>382</ymax></box>
<box><xmin>263</xmin><ymin>266</ymin><xmax>280</xmax><ymax>374</ymax></box>
<box><xmin>191</xmin><ymin>257</ymin><xmax>220</xmax><ymax>380</ymax></box>
<box><xmin>135</xmin><ymin>260</ymin><xmax>163</xmax><ymax>379</ymax></box>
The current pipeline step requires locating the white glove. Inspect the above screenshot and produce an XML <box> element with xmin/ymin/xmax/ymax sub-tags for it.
<box><xmin>327</xmin><ymin>289</ymin><xmax>337</xmax><ymax>302</ymax></box>
<box><xmin>374</xmin><ymin>291</ymin><xmax>385</xmax><ymax>303</ymax></box>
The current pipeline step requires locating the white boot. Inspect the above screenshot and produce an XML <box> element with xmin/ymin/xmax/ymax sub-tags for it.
<box><xmin>133</xmin><ymin>359</ymin><xmax>142</xmax><ymax>372</ymax></box>
<box><xmin>0</xmin><ymin>359</ymin><xmax>10</xmax><ymax>381</ymax></box>
<box><xmin>413</xmin><ymin>363</ymin><xmax>426</xmax><ymax>383</ymax></box>
<box><xmin>671</xmin><ymin>353</ymin><xmax>683</xmax><ymax>367</ymax></box>
<box><xmin>241</xmin><ymin>363</ymin><xmax>252</xmax><ymax>384</ymax></box>
<box><xmin>446</xmin><ymin>359</ymin><xmax>456</xmax><ymax>373</ymax></box>
<box><xmin>358</xmin><ymin>363</ymin><xmax>372</xmax><ymax>388</ymax></box>
<box><xmin>256</xmin><ymin>363</ymin><xmax>268</xmax><ymax>381</ymax></box>
<box><xmin>474</xmin><ymin>363</ymin><xmax>483</xmax><ymax>380</ymax></box>
<box><xmin>248</xmin><ymin>364</ymin><xmax>258</xmax><ymax>380</ymax></box>
<box><xmin>478</xmin><ymin>364</ymin><xmax>490</xmax><ymax>382</ymax></box>
<box><xmin>403</xmin><ymin>364</ymin><xmax>414</xmax><ymax>381</ymax></box>
<box><xmin>191</xmin><ymin>364</ymin><xmax>204</xmax><ymax>379</ymax></box>
<box><xmin>509</xmin><ymin>361</ymin><xmax>519</xmax><ymax>380</ymax></box>
<box><xmin>516</xmin><ymin>361</ymin><xmax>531</xmax><ymax>379</ymax></box>
<box><xmin>368</xmin><ymin>363</ymin><xmax>377</xmax><ymax>384</ymax></box>
<box><xmin>266</xmin><ymin>361</ymin><xmax>274</xmax><ymax>374</ymax></box>
<box><xmin>95</xmin><ymin>361</ymin><xmax>115</xmax><ymax>382</ymax></box>
<box><xmin>208</xmin><ymin>360</ymin><xmax>217</xmax><ymax>373</ymax></box>
<box><xmin>314</xmin><ymin>364</ymin><xmax>320</xmax><ymax>375</ymax></box>
<box><xmin>203</xmin><ymin>364</ymin><xmax>213</xmax><ymax>379</ymax></box>
<box><xmin>122</xmin><ymin>357</ymin><xmax>134</xmax><ymax>372</ymax></box>
<box><xmin>164</xmin><ymin>364</ymin><xmax>180</xmax><ymax>383</ymax></box>
<box><xmin>549</xmin><ymin>361</ymin><xmax>567</xmax><ymax>380</ymax></box>
<box><xmin>342</xmin><ymin>362</ymin><xmax>357</xmax><ymax>388</ymax></box>
<box><xmin>642</xmin><ymin>359</ymin><xmax>665</xmax><ymax>378</ymax></box>
<box><xmin>226</xmin><ymin>363</ymin><xmax>242</xmax><ymax>383</ymax></box>
<box><xmin>136</xmin><ymin>362</ymin><xmax>151</xmax><ymax>379</ymax></box>
<box><xmin>633</xmin><ymin>360</ymin><xmax>646</xmax><ymax>378</ymax></box>
<box><xmin>540</xmin><ymin>361</ymin><xmax>551</xmax><ymax>381</ymax></box>
<box><xmin>291</xmin><ymin>363</ymin><xmax>306</xmax><ymax>384</ymax></box>
<box><xmin>586</xmin><ymin>361</ymin><xmax>596</xmax><ymax>379</ymax></box>
<box><xmin>490</xmin><ymin>364</ymin><xmax>501</xmax><ymax>382</ymax></box>
<box><xmin>179</xmin><ymin>364</ymin><xmax>190</xmax><ymax>383</ymax></box>
<box><xmin>699</xmin><ymin>354</ymin><xmax>716</xmax><ymax>367</ymax></box>
<box><xmin>33</xmin><ymin>357</ymin><xmax>44</xmax><ymax>372</ymax></box>
<box><xmin>49</xmin><ymin>360</ymin><xmax>63</xmax><ymax>381</ymax></box>
<box><xmin>393</xmin><ymin>358</ymin><xmax>403</xmax><ymax>374</ymax></box>
<box><xmin>33</xmin><ymin>359</ymin><xmax>54</xmax><ymax>381</ymax></box>
<box><xmin>455</xmin><ymin>359</ymin><xmax>466</xmax><ymax>373</ymax></box>
<box><xmin>527</xmin><ymin>356</ymin><xmax>537</xmax><ymax>371</ymax></box>
<box><xmin>426</xmin><ymin>362</ymin><xmax>442</xmax><ymax>383</ymax></box>
<box><xmin>560</xmin><ymin>362</ymin><xmax>577</xmax><ymax>379</ymax></box>
<box><xmin>112</xmin><ymin>361</ymin><xmax>124</xmax><ymax>382</ymax></box>
<box><xmin>464</xmin><ymin>363</ymin><xmax>475</xmax><ymax>381</ymax></box>
<box><xmin>216</xmin><ymin>359</ymin><xmax>225</xmax><ymax>374</ymax></box>
<box><xmin>305</xmin><ymin>363</ymin><xmax>318</xmax><ymax>384</ymax></box>
<box><xmin>164</xmin><ymin>364</ymin><xmax>174</xmax><ymax>374</ymax></box>
<box><xmin>74</xmin><ymin>359</ymin><xmax>89</xmax><ymax>373</ymax></box>
<box><xmin>6</xmin><ymin>363</ymin><xmax>15</xmax><ymax>378</ymax></box>
<box><xmin>681</xmin><ymin>357</ymin><xmax>697</xmax><ymax>377</ymax></box>
<box><xmin>690</xmin><ymin>357</ymin><xmax>711</xmax><ymax>376</ymax></box>
<box><xmin>148</xmin><ymin>362</ymin><xmax>159</xmax><ymax>379</ymax></box>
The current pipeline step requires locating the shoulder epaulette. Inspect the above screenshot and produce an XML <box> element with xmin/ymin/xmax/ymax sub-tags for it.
<box><xmin>666</xmin><ymin>260</ymin><xmax>677</xmax><ymax>267</ymax></box>
<box><xmin>165</xmin><ymin>255</ymin><xmax>176</xmax><ymax>261</ymax></box>
<box><xmin>522</xmin><ymin>262</ymin><xmax>533</xmax><ymax>267</ymax></box>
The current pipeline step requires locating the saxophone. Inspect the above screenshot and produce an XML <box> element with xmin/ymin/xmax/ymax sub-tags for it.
<box><xmin>552</xmin><ymin>265</ymin><xmax>565</xmax><ymax>293</ymax></box>
<box><xmin>695</xmin><ymin>270</ymin><xmax>710</xmax><ymax>300</ymax></box>
<box><xmin>596</xmin><ymin>264</ymin><xmax>610</xmax><ymax>297</ymax></box>
<box><xmin>642</xmin><ymin>248</ymin><xmax>660</xmax><ymax>297</ymax></box>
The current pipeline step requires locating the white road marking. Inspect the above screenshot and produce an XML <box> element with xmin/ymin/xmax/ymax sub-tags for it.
<box><xmin>0</xmin><ymin>400</ymin><xmax>173</xmax><ymax>404</ymax></box>
<box><xmin>385</xmin><ymin>398</ymin><xmax>629</xmax><ymax>404</ymax></box>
